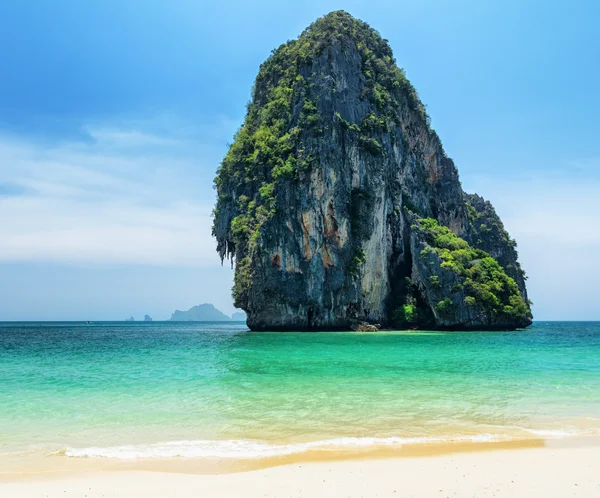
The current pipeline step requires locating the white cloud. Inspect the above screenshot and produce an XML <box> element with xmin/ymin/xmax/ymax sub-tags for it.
<box><xmin>0</xmin><ymin>118</ymin><xmax>232</xmax><ymax>267</ymax></box>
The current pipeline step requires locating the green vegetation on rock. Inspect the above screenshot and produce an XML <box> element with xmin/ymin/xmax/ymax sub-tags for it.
<box><xmin>417</xmin><ymin>218</ymin><xmax>530</xmax><ymax>322</ymax></box>
<box><xmin>464</xmin><ymin>193</ymin><xmax>527</xmax><ymax>288</ymax></box>
<box><xmin>465</xmin><ymin>199</ymin><xmax>516</xmax><ymax>248</ymax></box>
<box><xmin>348</xmin><ymin>247</ymin><xmax>367</xmax><ymax>277</ymax></box>
<box><xmin>392</xmin><ymin>303</ymin><xmax>421</xmax><ymax>326</ymax></box>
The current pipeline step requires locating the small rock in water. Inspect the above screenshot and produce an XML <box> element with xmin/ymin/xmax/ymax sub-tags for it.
<box><xmin>352</xmin><ymin>322</ymin><xmax>380</xmax><ymax>332</ymax></box>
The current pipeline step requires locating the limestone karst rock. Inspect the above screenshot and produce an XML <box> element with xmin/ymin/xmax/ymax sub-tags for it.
<box><xmin>213</xmin><ymin>11</ymin><xmax>532</xmax><ymax>330</ymax></box>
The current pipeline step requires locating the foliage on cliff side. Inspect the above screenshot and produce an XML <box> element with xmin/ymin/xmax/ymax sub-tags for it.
<box><xmin>464</xmin><ymin>193</ymin><xmax>527</xmax><ymax>286</ymax></box>
<box><xmin>416</xmin><ymin>218</ymin><xmax>531</xmax><ymax>322</ymax></box>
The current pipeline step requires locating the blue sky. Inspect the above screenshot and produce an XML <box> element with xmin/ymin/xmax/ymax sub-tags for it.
<box><xmin>0</xmin><ymin>0</ymin><xmax>598</xmax><ymax>320</ymax></box>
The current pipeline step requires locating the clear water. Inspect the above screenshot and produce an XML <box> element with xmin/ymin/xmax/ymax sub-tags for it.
<box><xmin>1</xmin><ymin>321</ymin><xmax>599</xmax><ymax>460</ymax></box>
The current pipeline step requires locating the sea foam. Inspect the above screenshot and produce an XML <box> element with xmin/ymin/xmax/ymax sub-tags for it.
<box><xmin>515</xmin><ymin>427</ymin><xmax>600</xmax><ymax>438</ymax></box>
<box><xmin>64</xmin><ymin>427</ymin><xmax>600</xmax><ymax>460</ymax></box>
<box><xmin>65</xmin><ymin>434</ymin><xmax>506</xmax><ymax>460</ymax></box>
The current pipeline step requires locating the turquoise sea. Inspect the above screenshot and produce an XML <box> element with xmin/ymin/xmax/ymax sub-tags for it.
<box><xmin>1</xmin><ymin>322</ymin><xmax>599</xmax><ymax>465</ymax></box>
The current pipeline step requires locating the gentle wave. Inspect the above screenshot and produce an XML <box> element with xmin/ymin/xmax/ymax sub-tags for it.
<box><xmin>65</xmin><ymin>434</ymin><xmax>507</xmax><ymax>459</ymax></box>
<box><xmin>64</xmin><ymin>427</ymin><xmax>600</xmax><ymax>460</ymax></box>
<box><xmin>515</xmin><ymin>427</ymin><xmax>600</xmax><ymax>438</ymax></box>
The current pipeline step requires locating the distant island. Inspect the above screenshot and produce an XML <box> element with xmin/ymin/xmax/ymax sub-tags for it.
<box><xmin>169</xmin><ymin>304</ymin><xmax>246</xmax><ymax>322</ymax></box>
<box><xmin>120</xmin><ymin>307</ymin><xmax>245</xmax><ymax>322</ymax></box>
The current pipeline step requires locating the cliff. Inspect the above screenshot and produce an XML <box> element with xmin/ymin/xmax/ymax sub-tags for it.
<box><xmin>213</xmin><ymin>11</ymin><xmax>532</xmax><ymax>331</ymax></box>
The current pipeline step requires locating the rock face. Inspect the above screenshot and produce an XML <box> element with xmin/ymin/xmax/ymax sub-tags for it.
<box><xmin>213</xmin><ymin>11</ymin><xmax>532</xmax><ymax>331</ymax></box>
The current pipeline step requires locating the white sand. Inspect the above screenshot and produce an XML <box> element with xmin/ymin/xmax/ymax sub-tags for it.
<box><xmin>1</xmin><ymin>444</ymin><xmax>599</xmax><ymax>497</ymax></box>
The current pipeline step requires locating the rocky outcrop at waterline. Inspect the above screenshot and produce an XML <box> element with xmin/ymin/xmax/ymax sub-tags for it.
<box><xmin>213</xmin><ymin>11</ymin><xmax>532</xmax><ymax>331</ymax></box>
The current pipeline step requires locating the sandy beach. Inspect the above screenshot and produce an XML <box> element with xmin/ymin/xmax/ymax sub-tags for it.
<box><xmin>2</xmin><ymin>441</ymin><xmax>599</xmax><ymax>497</ymax></box>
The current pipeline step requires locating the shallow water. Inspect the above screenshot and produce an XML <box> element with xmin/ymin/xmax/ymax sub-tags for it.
<box><xmin>1</xmin><ymin>321</ymin><xmax>599</xmax><ymax>461</ymax></box>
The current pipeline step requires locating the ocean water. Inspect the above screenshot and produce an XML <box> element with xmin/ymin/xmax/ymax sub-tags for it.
<box><xmin>1</xmin><ymin>321</ymin><xmax>599</xmax><ymax>463</ymax></box>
